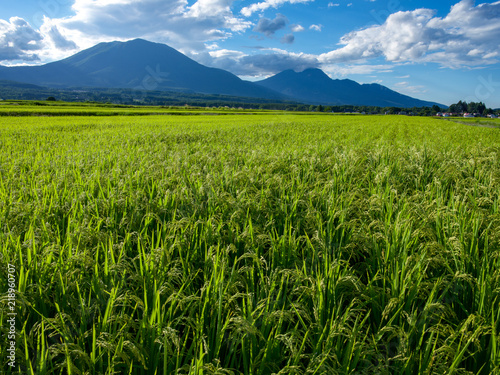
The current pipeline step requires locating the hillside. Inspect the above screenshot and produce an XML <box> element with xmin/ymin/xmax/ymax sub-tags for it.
<box><xmin>0</xmin><ymin>39</ymin><xmax>285</xmax><ymax>100</ymax></box>
<box><xmin>257</xmin><ymin>68</ymin><xmax>444</xmax><ymax>108</ymax></box>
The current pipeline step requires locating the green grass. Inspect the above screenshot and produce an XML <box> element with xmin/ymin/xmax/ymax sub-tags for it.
<box><xmin>0</xmin><ymin>100</ymin><xmax>267</xmax><ymax>117</ymax></box>
<box><xmin>0</xmin><ymin>111</ymin><xmax>499</xmax><ymax>374</ymax></box>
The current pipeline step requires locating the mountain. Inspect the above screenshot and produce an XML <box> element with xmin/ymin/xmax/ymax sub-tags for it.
<box><xmin>0</xmin><ymin>39</ymin><xmax>443</xmax><ymax>107</ymax></box>
<box><xmin>0</xmin><ymin>39</ymin><xmax>285</xmax><ymax>100</ymax></box>
<box><xmin>0</xmin><ymin>80</ymin><xmax>46</xmax><ymax>89</ymax></box>
<box><xmin>256</xmin><ymin>68</ymin><xmax>444</xmax><ymax>108</ymax></box>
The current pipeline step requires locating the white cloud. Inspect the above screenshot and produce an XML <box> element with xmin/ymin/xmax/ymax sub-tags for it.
<box><xmin>328</xmin><ymin>3</ymin><xmax>340</xmax><ymax>7</ymax></box>
<box><xmin>0</xmin><ymin>17</ymin><xmax>44</xmax><ymax>63</ymax></box>
<box><xmin>200</xmin><ymin>47</ymin><xmax>397</xmax><ymax>79</ymax></box>
<box><xmin>241</xmin><ymin>0</ymin><xmax>314</xmax><ymax>17</ymax></box>
<box><xmin>48</xmin><ymin>0</ymin><xmax>252</xmax><ymax>55</ymax></box>
<box><xmin>394</xmin><ymin>81</ymin><xmax>427</xmax><ymax>94</ymax></box>
<box><xmin>209</xmin><ymin>48</ymin><xmax>246</xmax><ymax>59</ymax></box>
<box><xmin>201</xmin><ymin>46</ymin><xmax>319</xmax><ymax>78</ymax></box>
<box><xmin>323</xmin><ymin>64</ymin><xmax>394</xmax><ymax>77</ymax></box>
<box><xmin>187</xmin><ymin>0</ymin><xmax>233</xmax><ymax>17</ymax></box>
<box><xmin>309</xmin><ymin>24</ymin><xmax>322</xmax><ymax>31</ymax></box>
<box><xmin>319</xmin><ymin>0</ymin><xmax>500</xmax><ymax>68</ymax></box>
<box><xmin>205</xmin><ymin>42</ymin><xmax>220</xmax><ymax>50</ymax></box>
<box><xmin>291</xmin><ymin>24</ymin><xmax>305</xmax><ymax>32</ymax></box>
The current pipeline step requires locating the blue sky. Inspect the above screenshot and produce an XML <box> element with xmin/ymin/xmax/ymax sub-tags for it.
<box><xmin>1</xmin><ymin>0</ymin><xmax>500</xmax><ymax>107</ymax></box>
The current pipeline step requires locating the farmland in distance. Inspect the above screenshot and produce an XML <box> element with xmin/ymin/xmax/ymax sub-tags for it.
<box><xmin>0</xmin><ymin>106</ymin><xmax>499</xmax><ymax>374</ymax></box>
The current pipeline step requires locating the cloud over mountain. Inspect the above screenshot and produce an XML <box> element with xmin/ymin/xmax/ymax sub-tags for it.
<box><xmin>3</xmin><ymin>0</ymin><xmax>499</xmax><ymax>73</ymax></box>
<box><xmin>50</xmin><ymin>0</ymin><xmax>252</xmax><ymax>53</ymax></box>
<box><xmin>0</xmin><ymin>17</ymin><xmax>44</xmax><ymax>62</ymax></box>
<box><xmin>204</xmin><ymin>47</ymin><xmax>319</xmax><ymax>77</ymax></box>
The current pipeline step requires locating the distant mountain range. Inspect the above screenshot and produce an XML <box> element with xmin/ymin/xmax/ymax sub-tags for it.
<box><xmin>257</xmin><ymin>68</ymin><xmax>442</xmax><ymax>108</ymax></box>
<box><xmin>0</xmin><ymin>39</ymin><xmax>444</xmax><ymax>108</ymax></box>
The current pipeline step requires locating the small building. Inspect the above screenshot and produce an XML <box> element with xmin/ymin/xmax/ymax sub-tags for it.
<box><xmin>463</xmin><ymin>113</ymin><xmax>474</xmax><ymax>118</ymax></box>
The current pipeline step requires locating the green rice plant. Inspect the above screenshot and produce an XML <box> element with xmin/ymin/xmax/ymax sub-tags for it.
<box><xmin>0</xmin><ymin>111</ymin><xmax>499</xmax><ymax>374</ymax></box>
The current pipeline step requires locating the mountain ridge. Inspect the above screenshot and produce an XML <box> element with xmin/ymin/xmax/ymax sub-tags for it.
<box><xmin>0</xmin><ymin>39</ymin><xmax>444</xmax><ymax>107</ymax></box>
<box><xmin>256</xmin><ymin>68</ymin><xmax>444</xmax><ymax>108</ymax></box>
<box><xmin>0</xmin><ymin>39</ymin><xmax>286</xmax><ymax>100</ymax></box>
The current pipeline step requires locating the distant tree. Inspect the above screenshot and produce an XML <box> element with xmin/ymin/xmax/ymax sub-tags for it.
<box><xmin>477</xmin><ymin>102</ymin><xmax>486</xmax><ymax>114</ymax></box>
<box><xmin>317</xmin><ymin>104</ymin><xmax>324</xmax><ymax>112</ymax></box>
<box><xmin>457</xmin><ymin>100</ymin><xmax>468</xmax><ymax>113</ymax></box>
<box><xmin>46</xmin><ymin>96</ymin><xmax>56</xmax><ymax>101</ymax></box>
<box><xmin>448</xmin><ymin>100</ymin><xmax>491</xmax><ymax>116</ymax></box>
<box><xmin>468</xmin><ymin>102</ymin><xmax>478</xmax><ymax>114</ymax></box>
<box><xmin>432</xmin><ymin>105</ymin><xmax>441</xmax><ymax>114</ymax></box>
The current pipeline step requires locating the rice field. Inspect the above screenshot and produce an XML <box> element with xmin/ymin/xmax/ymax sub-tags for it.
<box><xmin>0</xmin><ymin>111</ymin><xmax>499</xmax><ymax>374</ymax></box>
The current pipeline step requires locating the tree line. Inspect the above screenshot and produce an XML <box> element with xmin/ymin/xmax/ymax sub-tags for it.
<box><xmin>447</xmin><ymin>100</ymin><xmax>496</xmax><ymax>115</ymax></box>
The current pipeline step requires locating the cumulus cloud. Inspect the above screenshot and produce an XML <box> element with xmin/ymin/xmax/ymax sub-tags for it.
<box><xmin>0</xmin><ymin>17</ymin><xmax>44</xmax><ymax>62</ymax></box>
<box><xmin>253</xmin><ymin>14</ymin><xmax>288</xmax><ymax>36</ymax></box>
<box><xmin>319</xmin><ymin>0</ymin><xmax>500</xmax><ymax>68</ymax></box>
<box><xmin>201</xmin><ymin>46</ymin><xmax>396</xmax><ymax>79</ymax></box>
<box><xmin>309</xmin><ymin>24</ymin><xmax>322</xmax><ymax>31</ymax></box>
<box><xmin>51</xmin><ymin>0</ymin><xmax>252</xmax><ymax>53</ymax></box>
<box><xmin>187</xmin><ymin>0</ymin><xmax>233</xmax><ymax>17</ymax></box>
<box><xmin>201</xmin><ymin>46</ymin><xmax>319</xmax><ymax>77</ymax></box>
<box><xmin>241</xmin><ymin>0</ymin><xmax>314</xmax><ymax>17</ymax></box>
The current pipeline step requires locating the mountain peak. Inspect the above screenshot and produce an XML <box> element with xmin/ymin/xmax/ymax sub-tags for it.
<box><xmin>0</xmin><ymin>39</ymin><xmax>286</xmax><ymax>99</ymax></box>
<box><xmin>299</xmin><ymin>67</ymin><xmax>329</xmax><ymax>76</ymax></box>
<box><xmin>257</xmin><ymin>67</ymin><xmax>443</xmax><ymax>107</ymax></box>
